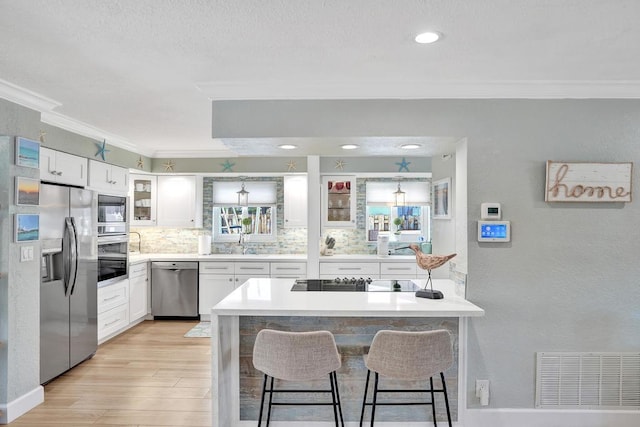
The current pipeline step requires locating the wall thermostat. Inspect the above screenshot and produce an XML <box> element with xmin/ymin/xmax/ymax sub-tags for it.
<box><xmin>478</xmin><ymin>221</ymin><xmax>511</xmax><ymax>242</ymax></box>
<box><xmin>481</xmin><ymin>203</ymin><xmax>502</xmax><ymax>220</ymax></box>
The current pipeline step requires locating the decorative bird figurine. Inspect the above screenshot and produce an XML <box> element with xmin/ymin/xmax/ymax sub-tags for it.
<box><xmin>400</xmin><ymin>244</ymin><xmax>457</xmax><ymax>299</ymax></box>
<box><xmin>407</xmin><ymin>244</ymin><xmax>456</xmax><ymax>271</ymax></box>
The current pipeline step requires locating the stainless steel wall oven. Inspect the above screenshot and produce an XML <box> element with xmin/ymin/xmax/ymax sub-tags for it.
<box><xmin>97</xmin><ymin>234</ymin><xmax>128</xmax><ymax>287</ymax></box>
<box><xmin>97</xmin><ymin>194</ymin><xmax>128</xmax><ymax>236</ymax></box>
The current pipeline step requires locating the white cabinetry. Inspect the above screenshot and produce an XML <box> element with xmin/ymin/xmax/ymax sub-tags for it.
<box><xmin>129</xmin><ymin>262</ymin><xmax>148</xmax><ymax>323</ymax></box>
<box><xmin>284</xmin><ymin>175</ymin><xmax>307</xmax><ymax>228</ymax></box>
<box><xmin>322</xmin><ymin>175</ymin><xmax>357</xmax><ymax>228</ymax></box>
<box><xmin>319</xmin><ymin>262</ymin><xmax>379</xmax><ymax>280</ymax></box>
<box><xmin>97</xmin><ymin>279</ymin><xmax>129</xmax><ymax>343</ymax></box>
<box><xmin>39</xmin><ymin>147</ymin><xmax>88</xmax><ymax>187</ymax></box>
<box><xmin>199</xmin><ymin>261</ymin><xmax>271</xmax><ymax>319</ymax></box>
<box><xmin>130</xmin><ymin>174</ymin><xmax>157</xmax><ymax>226</ymax></box>
<box><xmin>131</xmin><ymin>175</ymin><xmax>202</xmax><ymax>227</ymax></box>
<box><xmin>271</xmin><ymin>262</ymin><xmax>307</xmax><ymax>279</ymax></box>
<box><xmin>380</xmin><ymin>262</ymin><xmax>418</xmax><ymax>279</ymax></box>
<box><xmin>88</xmin><ymin>160</ymin><xmax>128</xmax><ymax>194</ymax></box>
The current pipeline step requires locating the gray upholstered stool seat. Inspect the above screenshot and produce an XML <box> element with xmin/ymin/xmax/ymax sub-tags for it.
<box><xmin>359</xmin><ymin>329</ymin><xmax>454</xmax><ymax>427</ymax></box>
<box><xmin>253</xmin><ymin>329</ymin><xmax>344</xmax><ymax>427</ymax></box>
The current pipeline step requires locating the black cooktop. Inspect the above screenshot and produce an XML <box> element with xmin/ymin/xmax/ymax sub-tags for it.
<box><xmin>291</xmin><ymin>279</ymin><xmax>421</xmax><ymax>292</ymax></box>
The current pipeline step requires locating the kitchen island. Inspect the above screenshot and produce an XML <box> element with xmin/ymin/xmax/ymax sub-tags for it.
<box><xmin>211</xmin><ymin>278</ymin><xmax>484</xmax><ymax>426</ymax></box>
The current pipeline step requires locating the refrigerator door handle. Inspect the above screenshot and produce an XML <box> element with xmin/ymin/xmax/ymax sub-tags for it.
<box><xmin>64</xmin><ymin>217</ymin><xmax>79</xmax><ymax>297</ymax></box>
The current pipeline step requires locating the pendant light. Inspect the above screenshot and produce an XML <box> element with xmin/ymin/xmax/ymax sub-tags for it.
<box><xmin>237</xmin><ymin>180</ymin><xmax>249</xmax><ymax>206</ymax></box>
<box><xmin>393</xmin><ymin>182</ymin><xmax>406</xmax><ymax>207</ymax></box>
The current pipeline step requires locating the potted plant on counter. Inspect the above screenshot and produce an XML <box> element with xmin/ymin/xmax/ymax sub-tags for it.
<box><xmin>242</xmin><ymin>217</ymin><xmax>253</xmax><ymax>234</ymax></box>
<box><xmin>393</xmin><ymin>217</ymin><xmax>403</xmax><ymax>235</ymax></box>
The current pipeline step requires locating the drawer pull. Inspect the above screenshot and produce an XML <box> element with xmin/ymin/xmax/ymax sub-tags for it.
<box><xmin>238</xmin><ymin>267</ymin><xmax>266</xmax><ymax>270</ymax></box>
<box><xmin>104</xmin><ymin>318</ymin><xmax>121</xmax><ymax>327</ymax></box>
<box><xmin>338</xmin><ymin>267</ymin><xmax>362</xmax><ymax>271</ymax></box>
<box><xmin>386</xmin><ymin>267</ymin><xmax>412</xmax><ymax>271</ymax></box>
<box><xmin>275</xmin><ymin>267</ymin><xmax>300</xmax><ymax>270</ymax></box>
<box><xmin>102</xmin><ymin>295</ymin><xmax>120</xmax><ymax>302</ymax></box>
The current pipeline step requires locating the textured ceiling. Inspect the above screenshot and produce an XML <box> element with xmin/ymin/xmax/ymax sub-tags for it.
<box><xmin>1</xmin><ymin>0</ymin><xmax>639</xmax><ymax>157</ymax></box>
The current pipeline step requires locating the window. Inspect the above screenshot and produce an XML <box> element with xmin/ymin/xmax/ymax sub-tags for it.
<box><xmin>212</xmin><ymin>181</ymin><xmax>277</xmax><ymax>242</ymax></box>
<box><xmin>365</xmin><ymin>181</ymin><xmax>431</xmax><ymax>242</ymax></box>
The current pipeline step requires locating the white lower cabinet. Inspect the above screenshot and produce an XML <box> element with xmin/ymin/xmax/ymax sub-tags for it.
<box><xmin>129</xmin><ymin>262</ymin><xmax>149</xmax><ymax>323</ymax></box>
<box><xmin>319</xmin><ymin>262</ymin><xmax>380</xmax><ymax>280</ymax></box>
<box><xmin>271</xmin><ymin>262</ymin><xmax>307</xmax><ymax>279</ymax></box>
<box><xmin>98</xmin><ymin>279</ymin><xmax>129</xmax><ymax>343</ymax></box>
<box><xmin>380</xmin><ymin>262</ymin><xmax>418</xmax><ymax>279</ymax></box>
<box><xmin>198</xmin><ymin>261</ymin><xmax>272</xmax><ymax>319</ymax></box>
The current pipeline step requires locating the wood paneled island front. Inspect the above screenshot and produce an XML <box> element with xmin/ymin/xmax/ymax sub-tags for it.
<box><xmin>211</xmin><ymin>278</ymin><xmax>484</xmax><ymax>426</ymax></box>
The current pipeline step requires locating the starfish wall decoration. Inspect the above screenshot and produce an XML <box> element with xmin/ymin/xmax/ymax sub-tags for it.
<box><xmin>396</xmin><ymin>157</ymin><xmax>411</xmax><ymax>172</ymax></box>
<box><xmin>95</xmin><ymin>139</ymin><xmax>110</xmax><ymax>161</ymax></box>
<box><xmin>39</xmin><ymin>130</ymin><xmax>46</xmax><ymax>143</ymax></box>
<box><xmin>286</xmin><ymin>160</ymin><xmax>297</xmax><ymax>171</ymax></box>
<box><xmin>137</xmin><ymin>157</ymin><xmax>144</xmax><ymax>169</ymax></box>
<box><xmin>221</xmin><ymin>159</ymin><xmax>235</xmax><ymax>172</ymax></box>
<box><xmin>163</xmin><ymin>160</ymin><xmax>175</xmax><ymax>172</ymax></box>
<box><xmin>335</xmin><ymin>159</ymin><xmax>346</xmax><ymax>170</ymax></box>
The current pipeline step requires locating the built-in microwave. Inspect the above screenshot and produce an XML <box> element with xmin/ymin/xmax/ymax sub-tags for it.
<box><xmin>97</xmin><ymin>235</ymin><xmax>129</xmax><ymax>287</ymax></box>
<box><xmin>97</xmin><ymin>194</ymin><xmax>128</xmax><ymax>236</ymax></box>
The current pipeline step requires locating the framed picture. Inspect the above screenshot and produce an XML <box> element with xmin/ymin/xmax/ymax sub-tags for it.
<box><xmin>15</xmin><ymin>137</ymin><xmax>40</xmax><ymax>168</ymax></box>
<box><xmin>15</xmin><ymin>214</ymin><xmax>39</xmax><ymax>242</ymax></box>
<box><xmin>15</xmin><ymin>177</ymin><xmax>40</xmax><ymax>206</ymax></box>
<box><xmin>432</xmin><ymin>177</ymin><xmax>451</xmax><ymax>219</ymax></box>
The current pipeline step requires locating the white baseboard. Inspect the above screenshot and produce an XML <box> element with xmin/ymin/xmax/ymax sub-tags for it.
<box><xmin>0</xmin><ymin>386</ymin><xmax>44</xmax><ymax>424</ymax></box>
<box><xmin>463</xmin><ymin>408</ymin><xmax>640</xmax><ymax>427</ymax></box>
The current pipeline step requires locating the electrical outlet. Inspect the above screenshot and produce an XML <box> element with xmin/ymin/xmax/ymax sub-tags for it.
<box><xmin>476</xmin><ymin>379</ymin><xmax>490</xmax><ymax>406</ymax></box>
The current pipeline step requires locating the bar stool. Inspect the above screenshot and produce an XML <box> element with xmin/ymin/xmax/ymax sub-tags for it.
<box><xmin>252</xmin><ymin>329</ymin><xmax>344</xmax><ymax>427</ymax></box>
<box><xmin>359</xmin><ymin>329</ymin><xmax>453</xmax><ymax>427</ymax></box>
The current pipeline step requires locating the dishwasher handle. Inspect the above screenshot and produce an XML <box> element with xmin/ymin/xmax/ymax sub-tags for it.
<box><xmin>151</xmin><ymin>261</ymin><xmax>199</xmax><ymax>270</ymax></box>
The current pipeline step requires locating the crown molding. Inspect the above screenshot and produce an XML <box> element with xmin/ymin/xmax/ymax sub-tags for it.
<box><xmin>0</xmin><ymin>78</ymin><xmax>61</xmax><ymax>111</ymax></box>
<box><xmin>152</xmin><ymin>149</ymin><xmax>238</xmax><ymax>159</ymax></box>
<box><xmin>40</xmin><ymin>111</ymin><xmax>142</xmax><ymax>154</ymax></box>
<box><xmin>197</xmin><ymin>80</ymin><xmax>640</xmax><ymax>100</ymax></box>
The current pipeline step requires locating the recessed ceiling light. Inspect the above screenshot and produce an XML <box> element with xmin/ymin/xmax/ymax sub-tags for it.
<box><xmin>415</xmin><ymin>32</ymin><xmax>441</xmax><ymax>44</ymax></box>
<box><xmin>278</xmin><ymin>144</ymin><xmax>297</xmax><ymax>150</ymax></box>
<box><xmin>401</xmin><ymin>144</ymin><xmax>422</xmax><ymax>150</ymax></box>
<box><xmin>341</xmin><ymin>144</ymin><xmax>359</xmax><ymax>150</ymax></box>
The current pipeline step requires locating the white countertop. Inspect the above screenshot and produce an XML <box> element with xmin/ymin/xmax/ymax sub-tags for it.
<box><xmin>128</xmin><ymin>253</ymin><xmax>307</xmax><ymax>264</ymax></box>
<box><xmin>212</xmin><ymin>278</ymin><xmax>484</xmax><ymax>318</ymax></box>
<box><xmin>128</xmin><ymin>253</ymin><xmax>417</xmax><ymax>264</ymax></box>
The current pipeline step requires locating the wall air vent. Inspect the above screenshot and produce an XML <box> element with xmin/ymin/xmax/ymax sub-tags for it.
<box><xmin>536</xmin><ymin>352</ymin><xmax>640</xmax><ymax>409</ymax></box>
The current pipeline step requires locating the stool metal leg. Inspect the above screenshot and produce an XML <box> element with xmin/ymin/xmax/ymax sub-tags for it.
<box><xmin>441</xmin><ymin>372</ymin><xmax>452</xmax><ymax>427</ymax></box>
<box><xmin>257</xmin><ymin>374</ymin><xmax>268</xmax><ymax>427</ymax></box>
<box><xmin>429</xmin><ymin>376</ymin><xmax>437</xmax><ymax>426</ymax></box>
<box><xmin>370</xmin><ymin>372</ymin><xmax>380</xmax><ymax>427</ymax></box>
<box><xmin>331</xmin><ymin>371</ymin><xmax>345</xmax><ymax>427</ymax></box>
<box><xmin>359</xmin><ymin>369</ymin><xmax>371</xmax><ymax>427</ymax></box>
<box><xmin>266</xmin><ymin>376</ymin><xmax>275</xmax><ymax>426</ymax></box>
<box><xmin>329</xmin><ymin>373</ymin><xmax>339</xmax><ymax>426</ymax></box>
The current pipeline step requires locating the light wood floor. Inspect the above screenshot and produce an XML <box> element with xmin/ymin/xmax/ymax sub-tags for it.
<box><xmin>12</xmin><ymin>320</ymin><xmax>211</xmax><ymax>426</ymax></box>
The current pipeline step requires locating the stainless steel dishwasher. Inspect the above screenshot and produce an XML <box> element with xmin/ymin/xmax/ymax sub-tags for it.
<box><xmin>151</xmin><ymin>261</ymin><xmax>199</xmax><ymax>318</ymax></box>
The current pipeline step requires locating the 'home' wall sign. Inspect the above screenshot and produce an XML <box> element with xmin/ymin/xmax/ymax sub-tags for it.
<box><xmin>545</xmin><ymin>161</ymin><xmax>633</xmax><ymax>203</ymax></box>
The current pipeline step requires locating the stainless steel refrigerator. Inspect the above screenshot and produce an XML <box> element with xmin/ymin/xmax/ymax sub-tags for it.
<box><xmin>40</xmin><ymin>183</ymin><xmax>98</xmax><ymax>384</ymax></box>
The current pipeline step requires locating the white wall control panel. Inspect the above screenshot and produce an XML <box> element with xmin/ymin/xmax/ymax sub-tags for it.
<box><xmin>478</xmin><ymin>221</ymin><xmax>511</xmax><ymax>242</ymax></box>
<box><xmin>481</xmin><ymin>202</ymin><xmax>502</xmax><ymax>220</ymax></box>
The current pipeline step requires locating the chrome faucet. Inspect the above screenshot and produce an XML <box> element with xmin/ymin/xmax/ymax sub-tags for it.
<box><xmin>130</xmin><ymin>231</ymin><xmax>142</xmax><ymax>253</ymax></box>
<box><xmin>238</xmin><ymin>232</ymin><xmax>248</xmax><ymax>255</ymax></box>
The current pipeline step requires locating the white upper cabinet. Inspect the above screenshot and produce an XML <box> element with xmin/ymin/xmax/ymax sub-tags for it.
<box><xmin>130</xmin><ymin>174</ymin><xmax>157</xmax><ymax>226</ymax></box>
<box><xmin>88</xmin><ymin>159</ymin><xmax>128</xmax><ymax>194</ymax></box>
<box><xmin>284</xmin><ymin>175</ymin><xmax>307</xmax><ymax>228</ymax></box>
<box><xmin>157</xmin><ymin>175</ymin><xmax>202</xmax><ymax>227</ymax></box>
<box><xmin>39</xmin><ymin>147</ymin><xmax>88</xmax><ymax>187</ymax></box>
<box><xmin>321</xmin><ymin>175</ymin><xmax>357</xmax><ymax>228</ymax></box>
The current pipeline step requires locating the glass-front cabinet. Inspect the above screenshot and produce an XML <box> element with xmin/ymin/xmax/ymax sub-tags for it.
<box><xmin>130</xmin><ymin>174</ymin><xmax>157</xmax><ymax>226</ymax></box>
<box><xmin>322</xmin><ymin>175</ymin><xmax>357</xmax><ymax>228</ymax></box>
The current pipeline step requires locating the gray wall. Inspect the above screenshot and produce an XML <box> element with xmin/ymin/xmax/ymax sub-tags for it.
<box><xmin>0</xmin><ymin>100</ymin><xmax>42</xmax><ymax>405</ymax></box>
<box><xmin>211</xmin><ymin>99</ymin><xmax>640</xmax><ymax>409</ymax></box>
